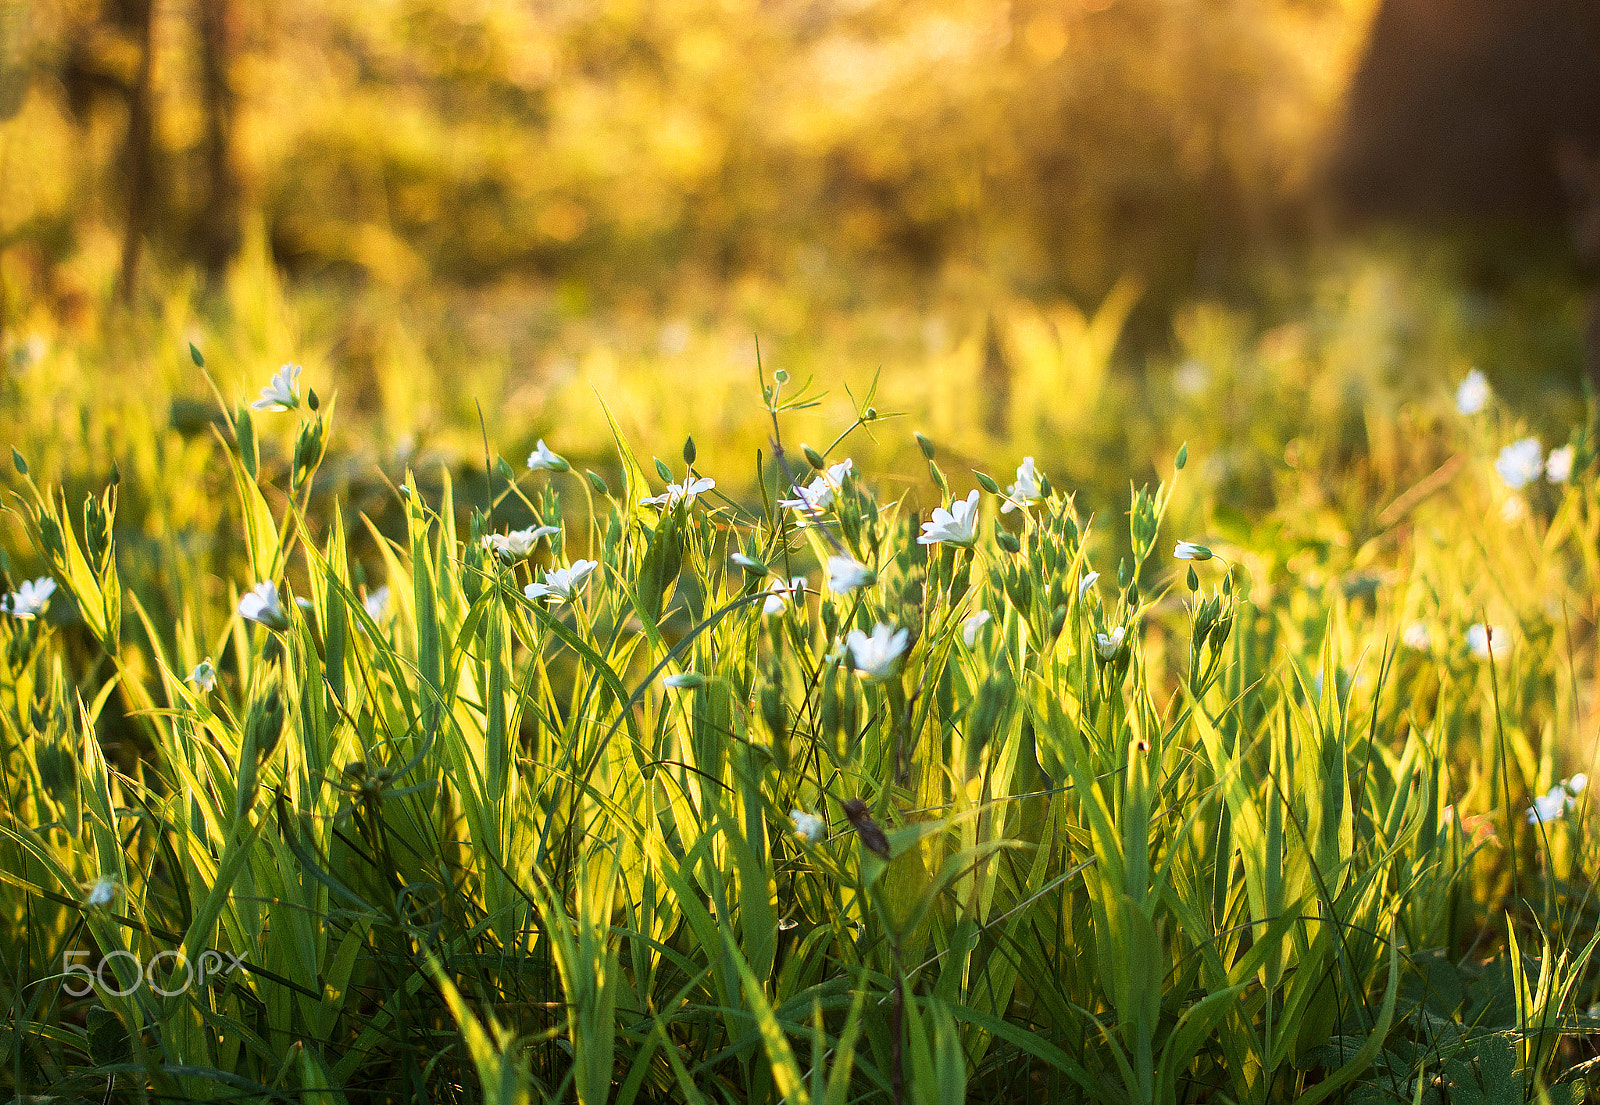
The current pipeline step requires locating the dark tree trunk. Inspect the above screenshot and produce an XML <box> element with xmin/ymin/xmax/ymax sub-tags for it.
<box><xmin>117</xmin><ymin>0</ymin><xmax>155</xmax><ymax>304</ymax></box>
<box><xmin>1330</xmin><ymin>0</ymin><xmax>1600</xmax><ymax>226</ymax></box>
<box><xmin>198</xmin><ymin>0</ymin><xmax>239</xmax><ymax>277</ymax></box>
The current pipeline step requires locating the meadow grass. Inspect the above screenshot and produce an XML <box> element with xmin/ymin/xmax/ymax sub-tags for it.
<box><xmin>0</xmin><ymin>261</ymin><xmax>1599</xmax><ymax>1103</ymax></box>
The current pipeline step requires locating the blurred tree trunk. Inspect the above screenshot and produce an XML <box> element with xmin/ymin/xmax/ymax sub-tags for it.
<box><xmin>117</xmin><ymin>0</ymin><xmax>155</xmax><ymax>303</ymax></box>
<box><xmin>197</xmin><ymin>0</ymin><xmax>239</xmax><ymax>277</ymax></box>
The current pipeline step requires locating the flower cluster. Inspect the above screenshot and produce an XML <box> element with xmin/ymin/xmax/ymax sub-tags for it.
<box><xmin>1527</xmin><ymin>775</ymin><xmax>1588</xmax><ymax>824</ymax></box>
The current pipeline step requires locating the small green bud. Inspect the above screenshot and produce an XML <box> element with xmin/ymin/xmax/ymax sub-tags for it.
<box><xmin>1175</xmin><ymin>443</ymin><xmax>1188</xmax><ymax>470</ymax></box>
<box><xmin>774</xmin><ymin>369</ymin><xmax>790</xmax><ymax>384</ymax></box>
<box><xmin>496</xmin><ymin>457</ymin><xmax>515</xmax><ymax>481</ymax></box>
<box><xmin>1187</xmin><ymin>566</ymin><xmax>1199</xmax><ymax>591</ymax></box>
<box><xmin>802</xmin><ymin>444</ymin><xmax>826</xmax><ymax>470</ymax></box>
<box><xmin>189</xmin><ymin>341</ymin><xmax>204</xmax><ymax>367</ymax></box>
<box><xmin>683</xmin><ymin>436</ymin><xmax>697</xmax><ymax>466</ymax></box>
<box><xmin>586</xmin><ymin>469</ymin><xmax>609</xmax><ymax>495</ymax></box>
<box><xmin>654</xmin><ymin>458</ymin><xmax>673</xmax><ymax>482</ymax></box>
<box><xmin>915</xmin><ymin>432</ymin><xmax>936</xmax><ymax>460</ymax></box>
<box><xmin>308</xmin><ymin>387</ymin><xmax>320</xmax><ymax>412</ymax></box>
<box><xmin>10</xmin><ymin>448</ymin><xmax>25</xmax><ymax>476</ymax></box>
<box><xmin>974</xmin><ymin>471</ymin><xmax>1000</xmax><ymax>494</ymax></box>
<box><xmin>864</xmin><ymin>406</ymin><xmax>878</xmax><ymax>421</ymax></box>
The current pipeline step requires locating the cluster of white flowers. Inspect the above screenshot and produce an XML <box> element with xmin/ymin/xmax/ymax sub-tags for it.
<box><xmin>524</xmin><ymin>560</ymin><xmax>598</xmax><ymax>604</ymax></box>
<box><xmin>1453</xmin><ymin>372</ymin><xmax>1577</xmax><ymax>494</ymax></box>
<box><xmin>1527</xmin><ymin>774</ymin><xmax>1588</xmax><ymax>824</ymax></box>
<box><xmin>2</xmin><ymin>576</ymin><xmax>56</xmax><ymax>619</ymax></box>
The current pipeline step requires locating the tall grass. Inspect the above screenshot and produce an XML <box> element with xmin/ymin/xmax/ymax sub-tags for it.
<box><xmin>1</xmin><ymin>278</ymin><xmax>1599</xmax><ymax>1101</ymax></box>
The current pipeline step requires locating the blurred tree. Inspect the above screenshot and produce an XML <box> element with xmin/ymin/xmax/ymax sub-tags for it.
<box><xmin>5</xmin><ymin>0</ymin><xmax>1378</xmax><ymax>311</ymax></box>
<box><xmin>1331</xmin><ymin>0</ymin><xmax>1600</xmax><ymax>226</ymax></box>
<box><xmin>196</xmin><ymin>0</ymin><xmax>240</xmax><ymax>276</ymax></box>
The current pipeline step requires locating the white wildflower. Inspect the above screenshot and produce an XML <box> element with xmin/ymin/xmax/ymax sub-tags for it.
<box><xmin>1495</xmin><ymin>438</ymin><xmax>1543</xmax><ymax>491</ymax></box>
<box><xmin>238</xmin><ymin>582</ymin><xmax>288</xmax><ymax>629</ymax></box>
<box><xmin>188</xmin><ymin>659</ymin><xmax>217</xmax><ymax>693</ymax></box>
<box><xmin>641</xmin><ymin>476</ymin><xmax>715</xmax><ymax>508</ymax></box>
<box><xmin>1078</xmin><ymin>571</ymin><xmax>1099</xmax><ymax>599</ymax></box>
<box><xmin>1547</xmin><ymin>444</ymin><xmax>1575</xmax><ymax>484</ymax></box>
<box><xmin>484</xmin><ymin>526</ymin><xmax>559</xmax><ymax>559</ymax></box>
<box><xmin>1401</xmin><ymin>622</ymin><xmax>1431</xmax><ymax>651</ymax></box>
<box><xmin>3</xmin><ymin>576</ymin><xmax>55</xmax><ymax>619</ymax></box>
<box><xmin>827</xmin><ymin>556</ymin><xmax>874</xmax><ymax>592</ymax></box>
<box><xmin>1174</xmin><ymin>359</ymin><xmax>1209</xmax><ymax>397</ymax></box>
<box><xmin>364</xmin><ymin>586</ymin><xmax>391</xmax><ymax>622</ymax></box>
<box><xmin>1467</xmin><ymin>623</ymin><xmax>1508</xmax><ymax>660</ymax></box>
<box><xmin>790</xmin><ymin>810</ymin><xmax>826</xmax><ymax>844</ymax></box>
<box><xmin>779</xmin><ymin>460</ymin><xmax>853</xmax><ymax>514</ymax></box>
<box><xmin>1528</xmin><ymin>786</ymin><xmax>1571</xmax><ymax>825</ymax></box>
<box><xmin>250</xmin><ymin>363</ymin><xmax>302</xmax><ymax>411</ymax></box>
<box><xmin>918</xmin><ymin>489</ymin><xmax>981</xmax><ymax>546</ymax></box>
<box><xmin>846</xmin><ymin>623</ymin><xmax>909</xmax><ymax>682</ymax></box>
<box><xmin>1001</xmin><ymin>457</ymin><xmax>1042</xmax><ymax>513</ymax></box>
<box><xmin>1455</xmin><ymin>369</ymin><xmax>1490</xmax><ymax>415</ymax></box>
<box><xmin>962</xmin><ymin>610</ymin><xmax>991</xmax><ymax>647</ymax></box>
<box><xmin>526</xmin><ymin>439</ymin><xmax>569</xmax><ymax>472</ymax></box>
<box><xmin>763</xmin><ymin>577</ymin><xmax>807</xmax><ymax>616</ymax></box>
<box><xmin>86</xmin><ymin>876</ymin><xmax>119</xmax><ymax>907</ymax></box>
<box><xmin>1095</xmin><ymin>625</ymin><xmax>1127</xmax><ymax>661</ymax></box>
<box><xmin>523</xmin><ymin>559</ymin><xmax>598</xmax><ymax>604</ymax></box>
<box><xmin>1173</xmin><ymin>541</ymin><xmax>1212</xmax><ymax>561</ymax></box>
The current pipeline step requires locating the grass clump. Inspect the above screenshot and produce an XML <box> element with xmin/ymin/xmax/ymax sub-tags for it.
<box><xmin>0</xmin><ymin>353</ymin><xmax>1598</xmax><ymax>1104</ymax></box>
